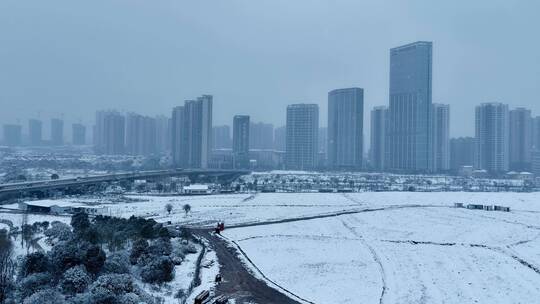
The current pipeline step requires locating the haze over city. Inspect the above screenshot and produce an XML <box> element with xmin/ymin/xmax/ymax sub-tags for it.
<box><xmin>1</xmin><ymin>0</ymin><xmax>539</xmax><ymax>138</ymax></box>
<box><xmin>4</xmin><ymin>2</ymin><xmax>540</xmax><ymax>304</ymax></box>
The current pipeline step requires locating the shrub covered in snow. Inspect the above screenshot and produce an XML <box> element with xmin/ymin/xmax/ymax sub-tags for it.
<box><xmin>102</xmin><ymin>251</ymin><xmax>130</xmax><ymax>274</ymax></box>
<box><xmin>129</xmin><ymin>238</ymin><xmax>149</xmax><ymax>265</ymax></box>
<box><xmin>18</xmin><ymin>252</ymin><xmax>49</xmax><ymax>278</ymax></box>
<box><xmin>83</xmin><ymin>245</ymin><xmax>106</xmax><ymax>275</ymax></box>
<box><xmin>85</xmin><ymin>274</ymin><xmax>156</xmax><ymax>304</ymax></box>
<box><xmin>60</xmin><ymin>265</ymin><xmax>91</xmax><ymax>294</ymax></box>
<box><xmin>44</xmin><ymin>221</ymin><xmax>72</xmax><ymax>244</ymax></box>
<box><xmin>22</xmin><ymin>288</ymin><xmax>66</xmax><ymax>304</ymax></box>
<box><xmin>146</xmin><ymin>237</ymin><xmax>172</xmax><ymax>257</ymax></box>
<box><xmin>181</xmin><ymin>243</ymin><xmax>198</xmax><ymax>255</ymax></box>
<box><xmin>48</xmin><ymin>240</ymin><xmax>85</xmax><ymax>275</ymax></box>
<box><xmin>140</xmin><ymin>256</ymin><xmax>174</xmax><ymax>284</ymax></box>
<box><xmin>17</xmin><ymin>272</ymin><xmax>53</xmax><ymax>299</ymax></box>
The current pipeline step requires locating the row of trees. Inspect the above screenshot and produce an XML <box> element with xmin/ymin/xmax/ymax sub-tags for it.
<box><xmin>165</xmin><ymin>203</ymin><xmax>191</xmax><ymax>216</ymax></box>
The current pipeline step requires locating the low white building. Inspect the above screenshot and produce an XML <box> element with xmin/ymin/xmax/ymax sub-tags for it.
<box><xmin>182</xmin><ymin>184</ymin><xmax>212</xmax><ymax>195</ymax></box>
<box><xmin>18</xmin><ymin>201</ymin><xmax>109</xmax><ymax>215</ymax></box>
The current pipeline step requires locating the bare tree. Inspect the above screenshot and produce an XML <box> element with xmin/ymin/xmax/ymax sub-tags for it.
<box><xmin>0</xmin><ymin>230</ymin><xmax>15</xmax><ymax>303</ymax></box>
<box><xmin>165</xmin><ymin>203</ymin><xmax>173</xmax><ymax>215</ymax></box>
<box><xmin>182</xmin><ymin>204</ymin><xmax>191</xmax><ymax>216</ymax></box>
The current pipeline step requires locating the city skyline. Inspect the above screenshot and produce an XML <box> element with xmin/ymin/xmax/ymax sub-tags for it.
<box><xmin>2</xmin><ymin>34</ymin><xmax>540</xmax><ymax>174</ymax></box>
<box><xmin>1</xmin><ymin>1</ymin><xmax>539</xmax><ymax>139</ymax></box>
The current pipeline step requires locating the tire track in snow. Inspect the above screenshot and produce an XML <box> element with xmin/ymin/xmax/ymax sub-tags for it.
<box><xmin>222</xmin><ymin>204</ymin><xmax>449</xmax><ymax>230</ymax></box>
<box><xmin>341</xmin><ymin>193</ymin><xmax>365</xmax><ymax>205</ymax></box>
<box><xmin>340</xmin><ymin>220</ymin><xmax>388</xmax><ymax>304</ymax></box>
<box><xmin>236</xmin><ymin>234</ymin><xmax>363</xmax><ymax>243</ymax></box>
<box><xmin>381</xmin><ymin>238</ymin><xmax>540</xmax><ymax>276</ymax></box>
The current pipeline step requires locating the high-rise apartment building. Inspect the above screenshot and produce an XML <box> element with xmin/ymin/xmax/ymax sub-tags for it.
<box><xmin>370</xmin><ymin>106</ymin><xmax>388</xmax><ymax>171</ymax></box>
<box><xmin>387</xmin><ymin>41</ymin><xmax>433</xmax><ymax>172</ymax></box>
<box><xmin>3</xmin><ymin>124</ymin><xmax>22</xmax><ymax>146</ymax></box>
<box><xmin>509</xmin><ymin>107</ymin><xmax>532</xmax><ymax>171</ymax></box>
<box><xmin>474</xmin><ymin>103</ymin><xmax>509</xmax><ymax>173</ymax></box>
<box><xmin>285</xmin><ymin>104</ymin><xmax>319</xmax><ymax>170</ymax></box>
<box><xmin>233</xmin><ymin>115</ymin><xmax>250</xmax><ymax>168</ymax></box>
<box><xmin>327</xmin><ymin>88</ymin><xmax>364</xmax><ymax>170</ymax></box>
<box><xmin>155</xmin><ymin>115</ymin><xmax>169</xmax><ymax>153</ymax></box>
<box><xmin>533</xmin><ymin>116</ymin><xmax>540</xmax><ymax>151</ymax></box>
<box><xmin>249</xmin><ymin>122</ymin><xmax>274</xmax><ymax>150</ymax></box>
<box><xmin>171</xmin><ymin>95</ymin><xmax>213</xmax><ymax>168</ymax></box>
<box><xmin>432</xmin><ymin>103</ymin><xmax>450</xmax><ymax>171</ymax></box>
<box><xmin>28</xmin><ymin>119</ymin><xmax>42</xmax><ymax>146</ymax></box>
<box><xmin>318</xmin><ymin>127</ymin><xmax>328</xmax><ymax>167</ymax></box>
<box><xmin>125</xmin><ymin>113</ymin><xmax>157</xmax><ymax>156</ymax></box>
<box><xmin>51</xmin><ymin>118</ymin><xmax>64</xmax><ymax>146</ymax></box>
<box><xmin>94</xmin><ymin>110</ymin><xmax>125</xmax><ymax>155</ymax></box>
<box><xmin>213</xmin><ymin>125</ymin><xmax>232</xmax><ymax>150</ymax></box>
<box><xmin>450</xmin><ymin>137</ymin><xmax>475</xmax><ymax>171</ymax></box>
<box><xmin>72</xmin><ymin>123</ymin><xmax>86</xmax><ymax>145</ymax></box>
<box><xmin>274</xmin><ymin>126</ymin><xmax>286</xmax><ymax>151</ymax></box>
<box><xmin>318</xmin><ymin>127</ymin><xmax>327</xmax><ymax>155</ymax></box>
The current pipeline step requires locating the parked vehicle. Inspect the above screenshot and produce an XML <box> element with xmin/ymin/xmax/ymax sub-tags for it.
<box><xmin>214</xmin><ymin>222</ymin><xmax>225</xmax><ymax>234</ymax></box>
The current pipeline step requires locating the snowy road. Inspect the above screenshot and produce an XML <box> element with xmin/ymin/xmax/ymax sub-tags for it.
<box><xmin>194</xmin><ymin>229</ymin><xmax>303</xmax><ymax>304</ymax></box>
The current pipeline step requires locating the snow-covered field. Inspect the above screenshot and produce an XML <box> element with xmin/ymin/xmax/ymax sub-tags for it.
<box><xmin>218</xmin><ymin>192</ymin><xmax>540</xmax><ymax>304</ymax></box>
<box><xmin>4</xmin><ymin>191</ymin><xmax>540</xmax><ymax>303</ymax></box>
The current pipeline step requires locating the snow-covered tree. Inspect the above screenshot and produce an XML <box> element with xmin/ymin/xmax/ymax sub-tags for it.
<box><xmin>165</xmin><ymin>203</ymin><xmax>173</xmax><ymax>215</ymax></box>
<box><xmin>182</xmin><ymin>204</ymin><xmax>191</xmax><ymax>216</ymax></box>
<box><xmin>23</xmin><ymin>289</ymin><xmax>66</xmax><ymax>304</ymax></box>
<box><xmin>60</xmin><ymin>265</ymin><xmax>91</xmax><ymax>294</ymax></box>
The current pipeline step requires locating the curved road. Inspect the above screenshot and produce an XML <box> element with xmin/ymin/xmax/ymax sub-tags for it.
<box><xmin>195</xmin><ymin>229</ymin><xmax>303</xmax><ymax>304</ymax></box>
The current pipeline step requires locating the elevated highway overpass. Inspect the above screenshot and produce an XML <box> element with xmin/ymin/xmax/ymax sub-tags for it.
<box><xmin>0</xmin><ymin>168</ymin><xmax>250</xmax><ymax>201</ymax></box>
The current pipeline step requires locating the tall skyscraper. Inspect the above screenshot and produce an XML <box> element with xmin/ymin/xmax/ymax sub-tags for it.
<box><xmin>474</xmin><ymin>103</ymin><xmax>509</xmax><ymax>173</ymax></box>
<box><xmin>3</xmin><ymin>124</ymin><xmax>22</xmax><ymax>146</ymax></box>
<box><xmin>28</xmin><ymin>119</ymin><xmax>42</xmax><ymax>146</ymax></box>
<box><xmin>125</xmin><ymin>113</ymin><xmax>157</xmax><ymax>156</ymax></box>
<box><xmin>249</xmin><ymin>122</ymin><xmax>274</xmax><ymax>150</ymax></box>
<box><xmin>432</xmin><ymin>103</ymin><xmax>450</xmax><ymax>171</ymax></box>
<box><xmin>370</xmin><ymin>106</ymin><xmax>388</xmax><ymax>171</ymax></box>
<box><xmin>154</xmin><ymin>115</ymin><xmax>169</xmax><ymax>154</ymax></box>
<box><xmin>233</xmin><ymin>115</ymin><xmax>250</xmax><ymax>168</ymax></box>
<box><xmin>274</xmin><ymin>126</ymin><xmax>286</xmax><ymax>151</ymax></box>
<box><xmin>285</xmin><ymin>104</ymin><xmax>319</xmax><ymax>170</ymax></box>
<box><xmin>533</xmin><ymin>150</ymin><xmax>540</xmax><ymax>176</ymax></box>
<box><xmin>318</xmin><ymin>127</ymin><xmax>327</xmax><ymax>155</ymax></box>
<box><xmin>94</xmin><ymin>111</ymin><xmax>125</xmax><ymax>155</ymax></box>
<box><xmin>94</xmin><ymin>111</ymin><xmax>106</xmax><ymax>151</ymax></box>
<box><xmin>450</xmin><ymin>137</ymin><xmax>475</xmax><ymax>171</ymax></box>
<box><xmin>533</xmin><ymin>116</ymin><xmax>540</xmax><ymax>151</ymax></box>
<box><xmin>171</xmin><ymin>95</ymin><xmax>213</xmax><ymax>168</ymax></box>
<box><xmin>72</xmin><ymin>123</ymin><xmax>86</xmax><ymax>145</ymax></box>
<box><xmin>327</xmin><ymin>88</ymin><xmax>364</xmax><ymax>170</ymax></box>
<box><xmin>212</xmin><ymin>125</ymin><xmax>232</xmax><ymax>149</ymax></box>
<box><xmin>51</xmin><ymin>118</ymin><xmax>64</xmax><ymax>146</ymax></box>
<box><xmin>198</xmin><ymin>95</ymin><xmax>213</xmax><ymax>169</ymax></box>
<box><xmin>387</xmin><ymin>41</ymin><xmax>433</xmax><ymax>172</ymax></box>
<box><xmin>509</xmin><ymin>107</ymin><xmax>532</xmax><ymax>171</ymax></box>
<box><xmin>125</xmin><ymin>113</ymin><xmax>141</xmax><ymax>155</ymax></box>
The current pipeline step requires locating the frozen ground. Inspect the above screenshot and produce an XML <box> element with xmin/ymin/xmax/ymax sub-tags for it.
<box><xmin>4</xmin><ymin>191</ymin><xmax>540</xmax><ymax>303</ymax></box>
<box><xmin>221</xmin><ymin>192</ymin><xmax>540</xmax><ymax>304</ymax></box>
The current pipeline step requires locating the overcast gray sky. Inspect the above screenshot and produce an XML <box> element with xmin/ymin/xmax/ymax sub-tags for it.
<box><xmin>1</xmin><ymin>0</ymin><xmax>539</xmax><ymax>138</ymax></box>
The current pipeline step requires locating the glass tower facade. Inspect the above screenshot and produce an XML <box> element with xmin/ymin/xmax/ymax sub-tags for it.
<box><xmin>327</xmin><ymin>88</ymin><xmax>364</xmax><ymax>170</ymax></box>
<box><xmin>387</xmin><ymin>41</ymin><xmax>433</xmax><ymax>172</ymax></box>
